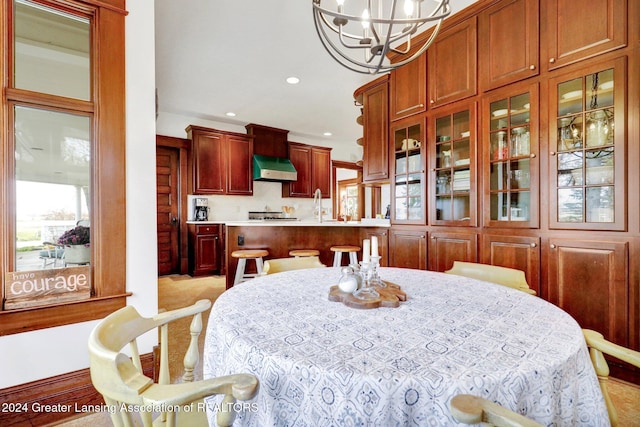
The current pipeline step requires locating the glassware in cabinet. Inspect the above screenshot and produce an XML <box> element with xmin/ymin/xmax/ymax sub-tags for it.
<box><xmin>431</xmin><ymin>106</ymin><xmax>476</xmax><ymax>225</ymax></box>
<box><xmin>550</xmin><ymin>61</ymin><xmax>624</xmax><ymax>230</ymax></box>
<box><xmin>392</xmin><ymin>119</ymin><xmax>425</xmax><ymax>224</ymax></box>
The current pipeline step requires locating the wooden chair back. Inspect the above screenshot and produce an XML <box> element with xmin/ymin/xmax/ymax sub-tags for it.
<box><xmin>445</xmin><ymin>261</ymin><xmax>536</xmax><ymax>295</ymax></box>
<box><xmin>583</xmin><ymin>328</ymin><xmax>640</xmax><ymax>426</ymax></box>
<box><xmin>450</xmin><ymin>394</ymin><xmax>543</xmax><ymax>427</ymax></box>
<box><xmin>262</xmin><ymin>256</ymin><xmax>325</xmax><ymax>275</ymax></box>
<box><xmin>88</xmin><ymin>299</ymin><xmax>258</xmax><ymax>426</ymax></box>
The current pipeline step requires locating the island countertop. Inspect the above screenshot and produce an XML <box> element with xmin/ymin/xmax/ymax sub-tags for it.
<box><xmin>187</xmin><ymin>219</ymin><xmax>390</xmax><ymax>227</ymax></box>
<box><xmin>224</xmin><ymin>221</ymin><xmax>390</xmax><ymax>288</ymax></box>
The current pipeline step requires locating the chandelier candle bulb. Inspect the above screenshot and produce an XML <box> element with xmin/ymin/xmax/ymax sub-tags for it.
<box><xmin>362</xmin><ymin>239</ymin><xmax>371</xmax><ymax>264</ymax></box>
<box><xmin>371</xmin><ymin>236</ymin><xmax>379</xmax><ymax>258</ymax></box>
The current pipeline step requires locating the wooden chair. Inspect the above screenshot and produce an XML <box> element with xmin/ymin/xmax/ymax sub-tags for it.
<box><xmin>450</xmin><ymin>394</ymin><xmax>543</xmax><ymax>427</ymax></box>
<box><xmin>88</xmin><ymin>299</ymin><xmax>258</xmax><ymax>427</ymax></box>
<box><xmin>444</xmin><ymin>261</ymin><xmax>536</xmax><ymax>295</ymax></box>
<box><xmin>583</xmin><ymin>328</ymin><xmax>640</xmax><ymax>427</ymax></box>
<box><xmin>262</xmin><ymin>256</ymin><xmax>325</xmax><ymax>275</ymax></box>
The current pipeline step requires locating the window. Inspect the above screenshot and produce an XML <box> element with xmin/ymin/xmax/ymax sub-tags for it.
<box><xmin>1</xmin><ymin>0</ymin><xmax>127</xmax><ymax>335</ymax></box>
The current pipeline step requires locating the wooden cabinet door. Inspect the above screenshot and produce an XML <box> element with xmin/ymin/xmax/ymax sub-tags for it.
<box><xmin>189</xmin><ymin>224</ymin><xmax>220</xmax><ymax>276</ymax></box>
<box><xmin>390</xmin><ymin>54</ymin><xmax>427</xmax><ymax>121</ymax></box>
<box><xmin>428</xmin><ymin>231</ymin><xmax>478</xmax><ymax>272</ymax></box>
<box><xmin>192</xmin><ymin>131</ymin><xmax>225</xmax><ymax>194</ymax></box>
<box><xmin>428</xmin><ymin>17</ymin><xmax>477</xmax><ymax>108</ymax></box>
<box><xmin>479</xmin><ymin>0</ymin><xmax>539</xmax><ymax>90</ymax></box>
<box><xmin>544</xmin><ymin>0</ymin><xmax>626</xmax><ymax>70</ymax></box>
<box><xmin>547</xmin><ymin>238</ymin><xmax>628</xmax><ymax>345</ymax></box>
<box><xmin>226</xmin><ymin>134</ymin><xmax>253</xmax><ymax>195</ymax></box>
<box><xmin>287</xmin><ymin>143</ymin><xmax>312</xmax><ymax>197</ymax></box>
<box><xmin>363</xmin><ymin>78</ymin><xmax>390</xmax><ymax>182</ymax></box>
<box><xmin>389</xmin><ymin>228</ymin><xmax>427</xmax><ymax>270</ymax></box>
<box><xmin>312</xmin><ymin>146</ymin><xmax>332</xmax><ymax>197</ymax></box>
<box><xmin>481</xmin><ymin>234</ymin><xmax>540</xmax><ymax>294</ymax></box>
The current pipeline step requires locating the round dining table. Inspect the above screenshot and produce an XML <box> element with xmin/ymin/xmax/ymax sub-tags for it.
<box><xmin>203</xmin><ymin>267</ymin><xmax>609</xmax><ymax>426</ymax></box>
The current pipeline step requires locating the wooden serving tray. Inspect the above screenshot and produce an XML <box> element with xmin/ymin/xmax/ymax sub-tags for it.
<box><xmin>328</xmin><ymin>281</ymin><xmax>407</xmax><ymax>309</ymax></box>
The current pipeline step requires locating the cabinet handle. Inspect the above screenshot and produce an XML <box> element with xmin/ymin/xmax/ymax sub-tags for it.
<box><xmin>430</xmin><ymin>236</ymin><xmax>435</xmax><ymax>239</ymax></box>
<box><xmin>549</xmin><ymin>58</ymin><xmax>556</xmax><ymax>63</ymax></box>
<box><xmin>550</xmin><ymin>244</ymin><xmax>556</xmax><ymax>249</ymax></box>
<box><xmin>550</xmin><ymin>151</ymin><xmax>556</xmax><ymax>156</ymax></box>
<box><xmin>418</xmin><ymin>103</ymin><xmax>425</xmax><ymax>108</ymax></box>
<box><xmin>529</xmin><ymin>65</ymin><xmax>536</xmax><ymax>70</ymax></box>
<box><xmin>530</xmin><ymin>243</ymin><xmax>537</xmax><ymax>248</ymax></box>
<box><xmin>430</xmin><ymin>99</ymin><xmax>435</xmax><ymax>104</ymax></box>
<box><xmin>530</xmin><ymin>153</ymin><xmax>536</xmax><ymax>158</ymax></box>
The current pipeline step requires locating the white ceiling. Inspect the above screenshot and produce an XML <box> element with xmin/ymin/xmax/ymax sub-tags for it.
<box><xmin>154</xmin><ymin>0</ymin><xmax>477</xmax><ymax>146</ymax></box>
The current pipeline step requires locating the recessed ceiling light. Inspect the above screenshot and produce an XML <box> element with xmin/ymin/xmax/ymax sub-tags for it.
<box><xmin>323</xmin><ymin>132</ymin><xmax>332</xmax><ymax>137</ymax></box>
<box><xmin>286</xmin><ymin>76</ymin><xmax>300</xmax><ymax>85</ymax></box>
<box><xmin>225</xmin><ymin>112</ymin><xmax>236</xmax><ymax>117</ymax></box>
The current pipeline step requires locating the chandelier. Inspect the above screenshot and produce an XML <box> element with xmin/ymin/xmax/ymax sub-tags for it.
<box><xmin>312</xmin><ymin>0</ymin><xmax>451</xmax><ymax>74</ymax></box>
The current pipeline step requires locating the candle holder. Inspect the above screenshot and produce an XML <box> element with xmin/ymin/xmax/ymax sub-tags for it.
<box><xmin>352</xmin><ymin>262</ymin><xmax>380</xmax><ymax>300</ymax></box>
<box><xmin>368</xmin><ymin>255</ymin><xmax>386</xmax><ymax>288</ymax></box>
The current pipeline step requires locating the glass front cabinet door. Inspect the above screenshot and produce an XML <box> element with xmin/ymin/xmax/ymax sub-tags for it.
<box><xmin>549</xmin><ymin>58</ymin><xmax>625</xmax><ymax>230</ymax></box>
<box><xmin>391</xmin><ymin>117</ymin><xmax>426</xmax><ymax>224</ymax></box>
<box><xmin>430</xmin><ymin>104</ymin><xmax>476</xmax><ymax>226</ymax></box>
<box><xmin>483</xmin><ymin>83</ymin><xmax>539</xmax><ymax>228</ymax></box>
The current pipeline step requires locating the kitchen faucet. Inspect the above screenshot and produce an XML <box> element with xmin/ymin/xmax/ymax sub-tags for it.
<box><xmin>313</xmin><ymin>188</ymin><xmax>323</xmax><ymax>223</ymax></box>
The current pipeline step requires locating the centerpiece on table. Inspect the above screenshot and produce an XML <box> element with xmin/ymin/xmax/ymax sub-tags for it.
<box><xmin>58</xmin><ymin>225</ymin><xmax>90</xmax><ymax>264</ymax></box>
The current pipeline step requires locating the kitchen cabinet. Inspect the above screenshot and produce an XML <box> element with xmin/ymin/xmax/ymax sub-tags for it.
<box><xmin>389</xmin><ymin>52</ymin><xmax>426</xmax><ymax>121</ymax></box>
<box><xmin>548</xmin><ymin>57</ymin><xmax>626</xmax><ymax>231</ymax></box>
<box><xmin>389</xmin><ymin>227</ymin><xmax>427</xmax><ymax>270</ymax></box>
<box><xmin>360</xmin><ymin>75</ymin><xmax>389</xmax><ymax>183</ymax></box>
<box><xmin>363</xmin><ymin>228</ymin><xmax>389</xmax><ymax>267</ymax></box>
<box><xmin>186</xmin><ymin>125</ymin><xmax>253</xmax><ymax>195</ymax></box>
<box><xmin>391</xmin><ymin>116</ymin><xmax>426</xmax><ymax>225</ymax></box>
<box><xmin>543</xmin><ymin>0</ymin><xmax>627</xmax><ymax>71</ymax></box>
<box><xmin>481</xmin><ymin>234</ymin><xmax>540</xmax><ymax>294</ymax></box>
<box><xmin>483</xmin><ymin>82</ymin><xmax>539</xmax><ymax>228</ymax></box>
<box><xmin>547</xmin><ymin>238</ymin><xmax>629</xmax><ymax>346</ymax></box>
<box><xmin>479</xmin><ymin>0</ymin><xmax>539</xmax><ymax>91</ymax></box>
<box><xmin>430</xmin><ymin>102</ymin><xmax>477</xmax><ymax>226</ymax></box>
<box><xmin>282</xmin><ymin>142</ymin><xmax>331</xmax><ymax>198</ymax></box>
<box><xmin>188</xmin><ymin>224</ymin><xmax>221</xmax><ymax>276</ymax></box>
<box><xmin>427</xmin><ymin>17</ymin><xmax>477</xmax><ymax>108</ymax></box>
<box><xmin>428</xmin><ymin>231</ymin><xmax>478</xmax><ymax>272</ymax></box>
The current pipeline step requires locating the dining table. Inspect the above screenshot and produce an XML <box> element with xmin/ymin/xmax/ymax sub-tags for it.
<box><xmin>203</xmin><ymin>267</ymin><xmax>609</xmax><ymax>426</ymax></box>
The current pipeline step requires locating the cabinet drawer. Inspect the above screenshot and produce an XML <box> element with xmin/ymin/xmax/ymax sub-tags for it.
<box><xmin>195</xmin><ymin>225</ymin><xmax>218</xmax><ymax>235</ymax></box>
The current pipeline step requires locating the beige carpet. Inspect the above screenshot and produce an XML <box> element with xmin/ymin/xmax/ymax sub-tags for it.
<box><xmin>53</xmin><ymin>275</ymin><xmax>640</xmax><ymax>426</ymax></box>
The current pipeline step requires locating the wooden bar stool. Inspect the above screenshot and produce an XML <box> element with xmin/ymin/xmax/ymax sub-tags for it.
<box><xmin>289</xmin><ymin>249</ymin><xmax>320</xmax><ymax>258</ymax></box>
<box><xmin>330</xmin><ymin>245</ymin><xmax>360</xmax><ymax>267</ymax></box>
<box><xmin>232</xmin><ymin>249</ymin><xmax>269</xmax><ymax>285</ymax></box>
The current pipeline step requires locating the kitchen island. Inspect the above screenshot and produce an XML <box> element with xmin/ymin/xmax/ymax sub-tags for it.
<box><xmin>225</xmin><ymin>220</ymin><xmax>390</xmax><ymax>288</ymax></box>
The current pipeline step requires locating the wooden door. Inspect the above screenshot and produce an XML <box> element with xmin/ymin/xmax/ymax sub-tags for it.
<box><xmin>544</xmin><ymin>0</ymin><xmax>626</xmax><ymax>70</ymax></box>
<box><xmin>389</xmin><ymin>54</ymin><xmax>427</xmax><ymax>121</ymax></box>
<box><xmin>428</xmin><ymin>17</ymin><xmax>477</xmax><ymax>108</ymax></box>
<box><xmin>428</xmin><ymin>231</ymin><xmax>478</xmax><ymax>272</ymax></box>
<box><xmin>547</xmin><ymin>238</ymin><xmax>628</xmax><ymax>345</ymax></box>
<box><xmin>479</xmin><ymin>0</ymin><xmax>539</xmax><ymax>90</ymax></box>
<box><xmin>286</xmin><ymin>143</ymin><xmax>312</xmax><ymax>197</ymax></box>
<box><xmin>363</xmin><ymin>77</ymin><xmax>390</xmax><ymax>182</ymax></box>
<box><xmin>481</xmin><ymin>234</ymin><xmax>540</xmax><ymax>295</ymax></box>
<box><xmin>312</xmin><ymin>147</ymin><xmax>332</xmax><ymax>197</ymax></box>
<box><xmin>156</xmin><ymin>146</ymin><xmax>180</xmax><ymax>275</ymax></box>
<box><xmin>226</xmin><ymin>134</ymin><xmax>253</xmax><ymax>195</ymax></box>
<box><xmin>389</xmin><ymin>228</ymin><xmax>427</xmax><ymax>270</ymax></box>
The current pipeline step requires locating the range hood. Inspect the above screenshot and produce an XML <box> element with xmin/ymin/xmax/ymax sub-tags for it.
<box><xmin>253</xmin><ymin>154</ymin><xmax>297</xmax><ymax>181</ymax></box>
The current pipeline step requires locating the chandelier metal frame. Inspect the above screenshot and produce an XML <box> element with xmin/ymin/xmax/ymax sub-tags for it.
<box><xmin>312</xmin><ymin>0</ymin><xmax>451</xmax><ymax>74</ymax></box>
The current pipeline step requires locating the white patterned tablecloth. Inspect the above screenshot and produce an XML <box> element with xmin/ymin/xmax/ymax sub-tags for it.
<box><xmin>203</xmin><ymin>267</ymin><xmax>609</xmax><ymax>427</ymax></box>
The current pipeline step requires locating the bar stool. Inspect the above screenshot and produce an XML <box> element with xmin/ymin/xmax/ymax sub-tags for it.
<box><xmin>289</xmin><ymin>249</ymin><xmax>320</xmax><ymax>258</ymax></box>
<box><xmin>232</xmin><ymin>249</ymin><xmax>269</xmax><ymax>285</ymax></box>
<box><xmin>330</xmin><ymin>245</ymin><xmax>360</xmax><ymax>267</ymax></box>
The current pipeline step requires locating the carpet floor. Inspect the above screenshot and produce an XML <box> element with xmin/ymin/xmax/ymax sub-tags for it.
<box><xmin>52</xmin><ymin>275</ymin><xmax>640</xmax><ymax>426</ymax></box>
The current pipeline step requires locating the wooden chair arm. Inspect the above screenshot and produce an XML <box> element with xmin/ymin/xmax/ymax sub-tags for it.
<box><xmin>450</xmin><ymin>394</ymin><xmax>543</xmax><ymax>427</ymax></box>
<box><xmin>142</xmin><ymin>373</ymin><xmax>259</xmax><ymax>406</ymax></box>
<box><xmin>152</xmin><ymin>299</ymin><xmax>212</xmax><ymax>327</ymax></box>
<box><xmin>583</xmin><ymin>329</ymin><xmax>640</xmax><ymax>368</ymax></box>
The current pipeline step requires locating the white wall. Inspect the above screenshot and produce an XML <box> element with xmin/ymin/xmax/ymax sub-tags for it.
<box><xmin>0</xmin><ymin>1</ymin><xmax>158</xmax><ymax>389</ymax></box>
